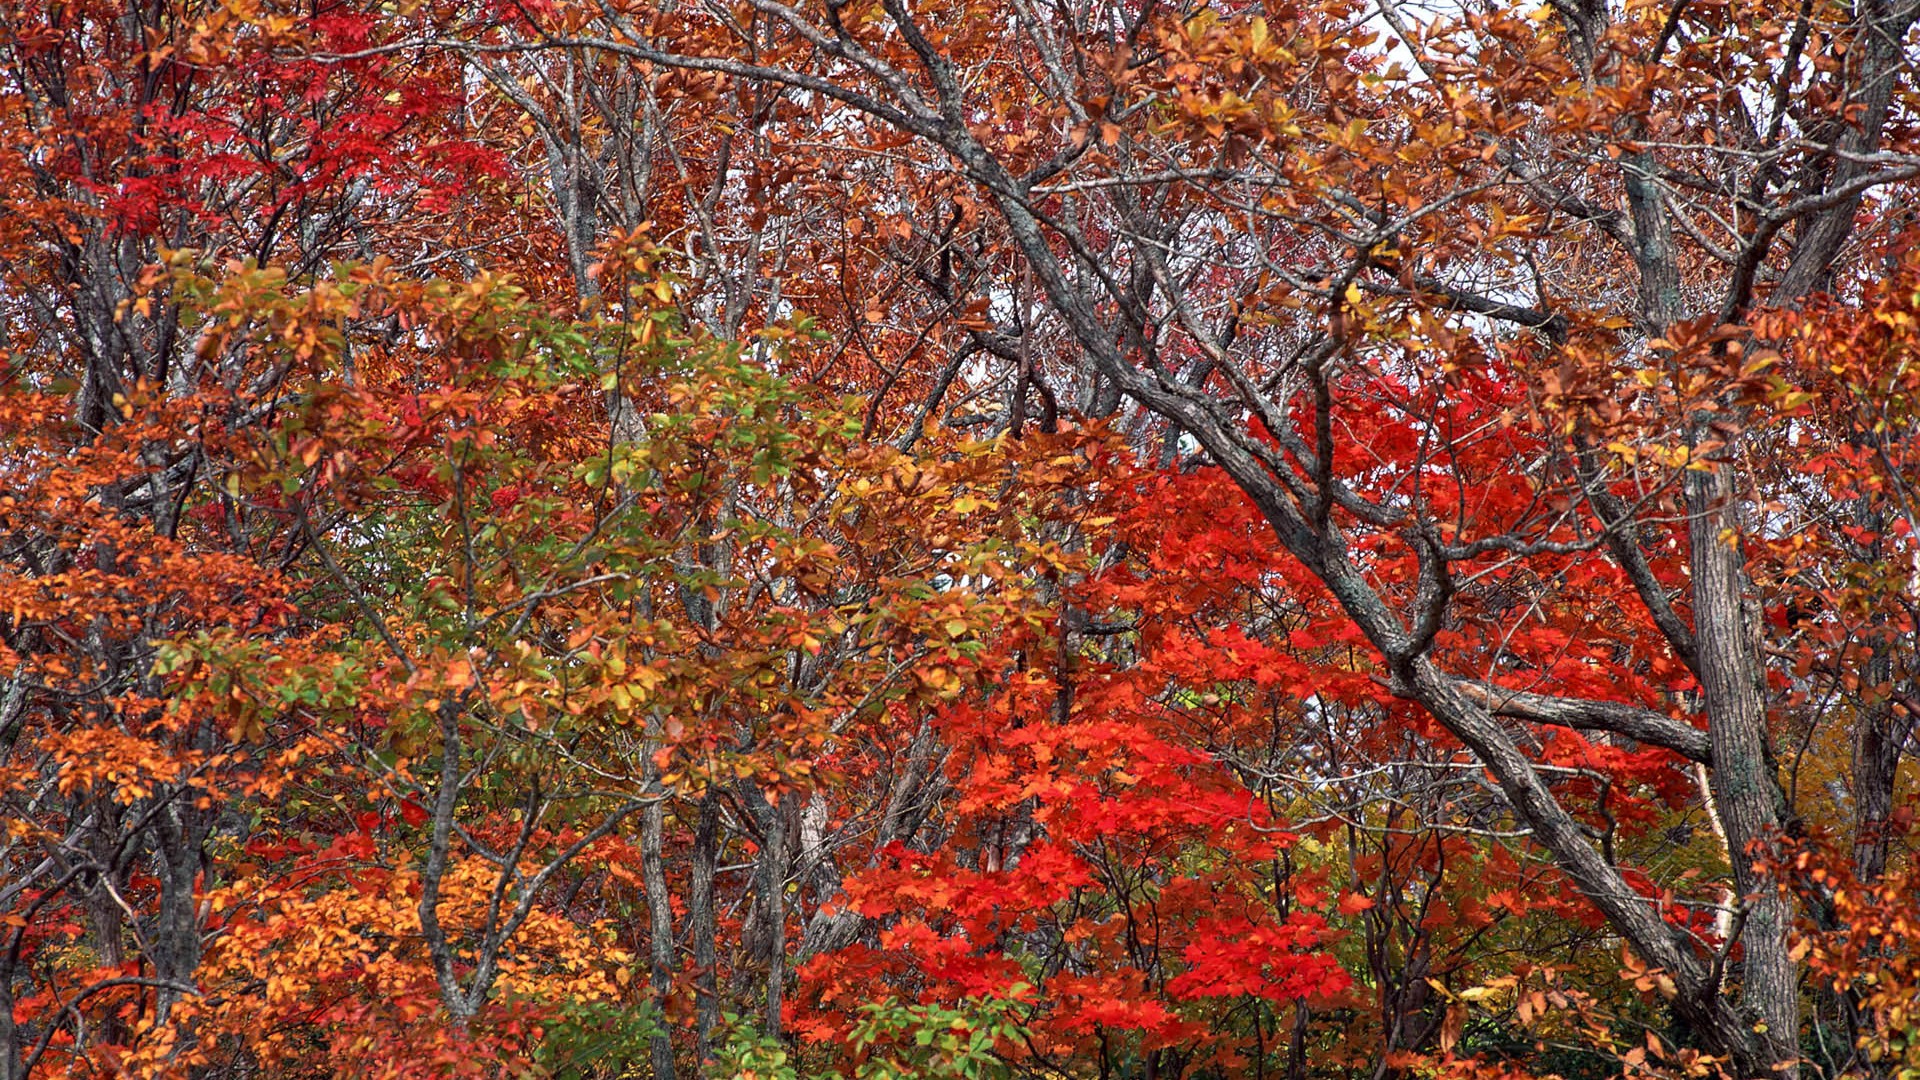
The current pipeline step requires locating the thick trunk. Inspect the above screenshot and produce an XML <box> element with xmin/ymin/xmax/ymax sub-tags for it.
<box><xmin>1686</xmin><ymin>447</ymin><xmax>1798</xmax><ymax>1076</ymax></box>
<box><xmin>1849</xmin><ymin>688</ymin><xmax>1910</xmax><ymax>883</ymax></box>
<box><xmin>1845</xmin><ymin>503</ymin><xmax>1913</xmax><ymax>884</ymax></box>
<box><xmin>640</xmin><ymin>789</ymin><xmax>677</xmax><ymax>1080</ymax></box>
<box><xmin>760</xmin><ymin>793</ymin><xmax>792</xmax><ymax>1039</ymax></box>
<box><xmin>732</xmin><ymin>779</ymin><xmax>790</xmax><ymax>1039</ymax></box>
<box><xmin>149</xmin><ymin>799</ymin><xmax>212</xmax><ymax>1026</ymax></box>
<box><xmin>688</xmin><ymin>791</ymin><xmax>721</xmax><ymax>1064</ymax></box>
<box><xmin>0</xmin><ymin>991</ymin><xmax>17</xmax><ymax>1080</ymax></box>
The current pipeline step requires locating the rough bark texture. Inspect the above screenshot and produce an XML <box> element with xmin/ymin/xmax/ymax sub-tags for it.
<box><xmin>641</xmin><ymin>776</ymin><xmax>678</xmax><ymax>1080</ymax></box>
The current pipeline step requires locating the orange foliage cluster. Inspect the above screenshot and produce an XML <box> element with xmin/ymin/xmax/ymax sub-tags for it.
<box><xmin>3</xmin><ymin>0</ymin><xmax>1920</xmax><ymax>1079</ymax></box>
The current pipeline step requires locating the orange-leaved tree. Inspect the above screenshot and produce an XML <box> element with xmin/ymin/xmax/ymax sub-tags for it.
<box><xmin>7</xmin><ymin>0</ymin><xmax>1920</xmax><ymax>1077</ymax></box>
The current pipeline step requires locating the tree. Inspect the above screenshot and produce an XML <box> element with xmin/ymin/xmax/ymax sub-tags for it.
<box><xmin>390</xmin><ymin>0</ymin><xmax>1920</xmax><ymax>1075</ymax></box>
<box><xmin>5</xmin><ymin>0</ymin><xmax>1920</xmax><ymax>1077</ymax></box>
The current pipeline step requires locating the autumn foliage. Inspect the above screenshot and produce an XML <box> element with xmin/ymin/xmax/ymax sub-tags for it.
<box><xmin>3</xmin><ymin>0</ymin><xmax>1920</xmax><ymax>1078</ymax></box>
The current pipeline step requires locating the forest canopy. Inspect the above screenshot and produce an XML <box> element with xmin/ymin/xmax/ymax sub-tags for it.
<box><xmin>2</xmin><ymin>1</ymin><xmax>1919</xmax><ymax>1078</ymax></box>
